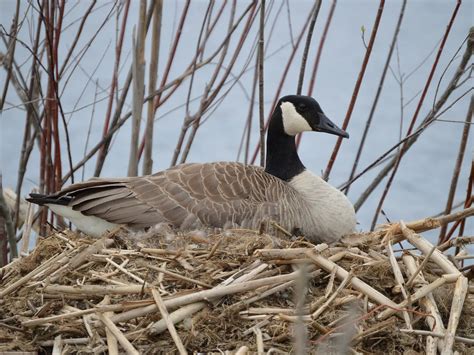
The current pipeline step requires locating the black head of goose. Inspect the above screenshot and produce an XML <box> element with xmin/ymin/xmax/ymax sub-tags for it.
<box><xmin>27</xmin><ymin>95</ymin><xmax>356</xmax><ymax>243</ymax></box>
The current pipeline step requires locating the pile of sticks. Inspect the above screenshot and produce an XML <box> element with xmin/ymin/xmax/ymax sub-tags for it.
<box><xmin>0</xmin><ymin>207</ymin><xmax>472</xmax><ymax>354</ymax></box>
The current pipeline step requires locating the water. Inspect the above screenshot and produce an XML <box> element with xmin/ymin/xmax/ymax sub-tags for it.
<box><xmin>1</xmin><ymin>0</ymin><xmax>473</xmax><ymax>244</ymax></box>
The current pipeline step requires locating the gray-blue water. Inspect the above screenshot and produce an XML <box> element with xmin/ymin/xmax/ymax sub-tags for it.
<box><xmin>1</xmin><ymin>1</ymin><xmax>473</xmax><ymax>248</ymax></box>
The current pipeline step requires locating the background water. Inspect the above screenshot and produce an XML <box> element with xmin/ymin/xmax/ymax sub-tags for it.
<box><xmin>1</xmin><ymin>0</ymin><xmax>473</xmax><ymax>241</ymax></box>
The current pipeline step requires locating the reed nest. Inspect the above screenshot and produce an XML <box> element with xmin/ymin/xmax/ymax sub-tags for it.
<box><xmin>0</xmin><ymin>208</ymin><xmax>473</xmax><ymax>354</ymax></box>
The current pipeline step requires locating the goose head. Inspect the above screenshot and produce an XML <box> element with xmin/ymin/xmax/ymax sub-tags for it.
<box><xmin>265</xmin><ymin>95</ymin><xmax>348</xmax><ymax>181</ymax></box>
<box><xmin>278</xmin><ymin>95</ymin><xmax>348</xmax><ymax>138</ymax></box>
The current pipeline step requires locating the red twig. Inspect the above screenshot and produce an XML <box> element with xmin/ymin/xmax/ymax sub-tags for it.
<box><xmin>438</xmin><ymin>95</ymin><xmax>473</xmax><ymax>243</ymax></box>
<box><xmin>152</xmin><ymin>0</ymin><xmax>191</xmax><ymax>113</ymax></box>
<box><xmin>370</xmin><ymin>0</ymin><xmax>462</xmax><ymax>229</ymax></box>
<box><xmin>258</xmin><ymin>0</ymin><xmax>265</xmax><ymax>167</ymax></box>
<box><xmin>95</xmin><ymin>0</ymin><xmax>131</xmax><ymax>176</ymax></box>
<box><xmin>296</xmin><ymin>0</ymin><xmax>321</xmax><ymax>95</ymax></box>
<box><xmin>344</xmin><ymin>0</ymin><xmax>407</xmax><ymax>194</ymax></box>
<box><xmin>323</xmin><ymin>0</ymin><xmax>385</xmax><ymax>181</ymax></box>
<box><xmin>250</xmin><ymin>1</ymin><xmax>318</xmax><ymax>165</ymax></box>
<box><xmin>296</xmin><ymin>0</ymin><xmax>336</xmax><ymax>148</ymax></box>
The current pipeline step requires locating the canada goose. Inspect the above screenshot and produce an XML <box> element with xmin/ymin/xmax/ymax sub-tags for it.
<box><xmin>27</xmin><ymin>95</ymin><xmax>356</xmax><ymax>243</ymax></box>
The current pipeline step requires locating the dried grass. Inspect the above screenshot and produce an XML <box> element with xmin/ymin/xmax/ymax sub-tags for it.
<box><xmin>0</xmin><ymin>215</ymin><xmax>472</xmax><ymax>354</ymax></box>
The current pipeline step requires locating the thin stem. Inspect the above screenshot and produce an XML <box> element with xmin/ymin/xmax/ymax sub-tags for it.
<box><xmin>258</xmin><ymin>0</ymin><xmax>265</xmax><ymax>167</ymax></box>
<box><xmin>370</xmin><ymin>0</ymin><xmax>462</xmax><ymax>229</ymax></box>
<box><xmin>344</xmin><ymin>0</ymin><xmax>406</xmax><ymax>194</ymax></box>
<box><xmin>438</xmin><ymin>95</ymin><xmax>473</xmax><ymax>243</ymax></box>
<box><xmin>296</xmin><ymin>0</ymin><xmax>321</xmax><ymax>95</ymax></box>
<box><xmin>323</xmin><ymin>0</ymin><xmax>385</xmax><ymax>181</ymax></box>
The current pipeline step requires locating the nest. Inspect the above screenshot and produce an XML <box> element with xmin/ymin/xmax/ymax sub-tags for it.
<box><xmin>0</xmin><ymin>214</ymin><xmax>473</xmax><ymax>354</ymax></box>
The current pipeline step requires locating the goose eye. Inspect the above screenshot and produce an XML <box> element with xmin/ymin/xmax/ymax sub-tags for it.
<box><xmin>297</xmin><ymin>103</ymin><xmax>307</xmax><ymax>112</ymax></box>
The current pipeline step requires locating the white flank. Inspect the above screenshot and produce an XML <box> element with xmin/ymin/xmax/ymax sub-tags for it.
<box><xmin>280</xmin><ymin>101</ymin><xmax>312</xmax><ymax>136</ymax></box>
<box><xmin>289</xmin><ymin>170</ymin><xmax>357</xmax><ymax>242</ymax></box>
<box><xmin>47</xmin><ymin>204</ymin><xmax>119</xmax><ymax>238</ymax></box>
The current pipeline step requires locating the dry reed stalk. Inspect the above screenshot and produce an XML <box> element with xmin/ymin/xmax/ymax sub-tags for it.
<box><xmin>254</xmin><ymin>327</ymin><xmax>264</xmax><ymax>353</ymax></box>
<box><xmin>402</xmin><ymin>254</ymin><xmax>445</xmax><ymax>353</ymax></box>
<box><xmin>19</xmin><ymin>200</ymin><xmax>35</xmax><ymax>256</ymax></box>
<box><xmin>149</xmin><ymin>260</ymin><xmax>270</xmax><ymax>334</ymax></box>
<box><xmin>405</xmin><ymin>245</ymin><xmax>437</xmax><ymax>287</ymax></box>
<box><xmin>98</xmin><ymin>313</ymin><xmax>139</xmax><ymax>355</ymax></box>
<box><xmin>111</xmin><ymin>269</ymin><xmax>310</xmax><ymax>324</ymax></box>
<box><xmin>400</xmin><ymin>221</ymin><xmax>460</xmax><ymax>275</ymax></box>
<box><xmin>98</xmin><ymin>295</ymin><xmax>119</xmax><ymax>355</ymax></box>
<box><xmin>50</xmin><ymin>236</ymin><xmax>115</xmax><ymax>282</ymax></box>
<box><xmin>105</xmin><ymin>257</ymin><xmax>145</xmax><ymax>284</ymax></box>
<box><xmin>151</xmin><ymin>288</ymin><xmax>187</xmax><ymax>355</ymax></box>
<box><xmin>22</xmin><ymin>308</ymin><xmax>97</xmax><ymax>328</ymax></box>
<box><xmin>352</xmin><ymin>317</ymin><xmax>397</xmax><ymax>344</ymax></box>
<box><xmin>146</xmin><ymin>264</ymin><xmax>212</xmax><ymax>288</ymax></box>
<box><xmin>242</xmin><ymin>317</ymin><xmax>272</xmax><ymax>336</ymax></box>
<box><xmin>306</xmin><ymin>251</ymin><xmax>399</xmax><ymax>310</ymax></box>
<box><xmin>52</xmin><ymin>334</ymin><xmax>62</xmax><ymax>355</ymax></box>
<box><xmin>42</xmin><ymin>283</ymin><xmax>151</xmax><ymax>296</ymax></box>
<box><xmin>377</xmin><ymin>273</ymin><xmax>459</xmax><ymax>320</ymax></box>
<box><xmin>0</xmin><ymin>248</ymin><xmax>70</xmax><ymax>298</ymax></box>
<box><xmin>442</xmin><ymin>275</ymin><xmax>469</xmax><ymax>354</ymax></box>
<box><xmin>399</xmin><ymin>329</ymin><xmax>474</xmax><ymax>345</ymax></box>
<box><xmin>38</xmin><ymin>338</ymin><xmax>92</xmax><ymax>346</ymax></box>
<box><xmin>386</xmin><ymin>241</ymin><xmax>412</xmax><ymax>328</ymax></box>
<box><xmin>311</xmin><ymin>271</ymin><xmax>353</xmax><ymax>319</ymax></box>
<box><xmin>150</xmin><ymin>301</ymin><xmax>207</xmax><ymax>335</ymax></box>
<box><xmin>255</xmin><ymin>244</ymin><xmax>328</xmax><ymax>260</ymax></box>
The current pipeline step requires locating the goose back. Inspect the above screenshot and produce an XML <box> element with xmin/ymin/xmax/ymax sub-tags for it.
<box><xmin>53</xmin><ymin>162</ymin><xmax>307</xmax><ymax>234</ymax></box>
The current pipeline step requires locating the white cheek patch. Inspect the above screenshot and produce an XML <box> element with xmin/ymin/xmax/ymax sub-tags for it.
<box><xmin>280</xmin><ymin>101</ymin><xmax>312</xmax><ymax>136</ymax></box>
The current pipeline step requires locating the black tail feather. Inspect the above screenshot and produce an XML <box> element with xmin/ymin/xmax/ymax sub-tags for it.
<box><xmin>26</xmin><ymin>193</ymin><xmax>72</xmax><ymax>206</ymax></box>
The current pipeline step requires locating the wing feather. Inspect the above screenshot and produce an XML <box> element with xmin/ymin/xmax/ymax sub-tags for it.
<box><xmin>52</xmin><ymin>162</ymin><xmax>298</xmax><ymax>231</ymax></box>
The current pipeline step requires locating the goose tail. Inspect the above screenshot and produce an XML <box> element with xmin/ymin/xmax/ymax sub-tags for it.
<box><xmin>26</xmin><ymin>193</ymin><xmax>71</xmax><ymax>206</ymax></box>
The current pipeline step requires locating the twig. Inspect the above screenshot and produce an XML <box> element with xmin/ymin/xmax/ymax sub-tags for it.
<box><xmin>370</xmin><ymin>0</ymin><xmax>462</xmax><ymax>228</ymax></box>
<box><xmin>95</xmin><ymin>0</ymin><xmax>131</xmax><ymax>176</ymax></box>
<box><xmin>142</xmin><ymin>0</ymin><xmax>163</xmax><ymax>175</ymax></box>
<box><xmin>438</xmin><ymin>95</ymin><xmax>473</xmax><ymax>243</ymax></box>
<box><xmin>351</xmin><ymin>27</ymin><xmax>473</xmax><ymax>211</ymax></box>
<box><xmin>323</xmin><ymin>0</ymin><xmax>385</xmax><ymax>181</ymax></box>
<box><xmin>98</xmin><ymin>313</ymin><xmax>140</xmax><ymax>355</ymax></box>
<box><xmin>306</xmin><ymin>250</ymin><xmax>399</xmax><ymax>309</ymax></box>
<box><xmin>151</xmin><ymin>288</ymin><xmax>187</xmax><ymax>355</ymax></box>
<box><xmin>400</xmin><ymin>221</ymin><xmax>460</xmax><ymax>275</ymax></box>
<box><xmin>0</xmin><ymin>0</ymin><xmax>20</xmax><ymax>112</ymax></box>
<box><xmin>399</xmin><ymin>329</ymin><xmax>474</xmax><ymax>345</ymax></box>
<box><xmin>128</xmin><ymin>0</ymin><xmax>146</xmax><ymax>177</ymax></box>
<box><xmin>402</xmin><ymin>254</ymin><xmax>445</xmax><ymax>352</ymax></box>
<box><xmin>405</xmin><ymin>245</ymin><xmax>437</xmax><ymax>287</ymax></box>
<box><xmin>311</xmin><ymin>271</ymin><xmax>352</xmax><ymax>319</ymax></box>
<box><xmin>442</xmin><ymin>275</ymin><xmax>469</xmax><ymax>354</ymax></box>
<box><xmin>258</xmin><ymin>0</ymin><xmax>265</xmax><ymax>167</ymax></box>
<box><xmin>345</xmin><ymin>0</ymin><xmax>406</xmax><ymax>193</ymax></box>
<box><xmin>296</xmin><ymin>0</ymin><xmax>321</xmax><ymax>95</ymax></box>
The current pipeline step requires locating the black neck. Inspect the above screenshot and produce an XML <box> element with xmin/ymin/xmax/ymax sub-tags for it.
<box><xmin>264</xmin><ymin>107</ymin><xmax>305</xmax><ymax>181</ymax></box>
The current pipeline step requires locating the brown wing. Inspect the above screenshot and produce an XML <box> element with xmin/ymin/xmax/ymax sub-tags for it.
<box><xmin>54</xmin><ymin>162</ymin><xmax>297</xmax><ymax>230</ymax></box>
